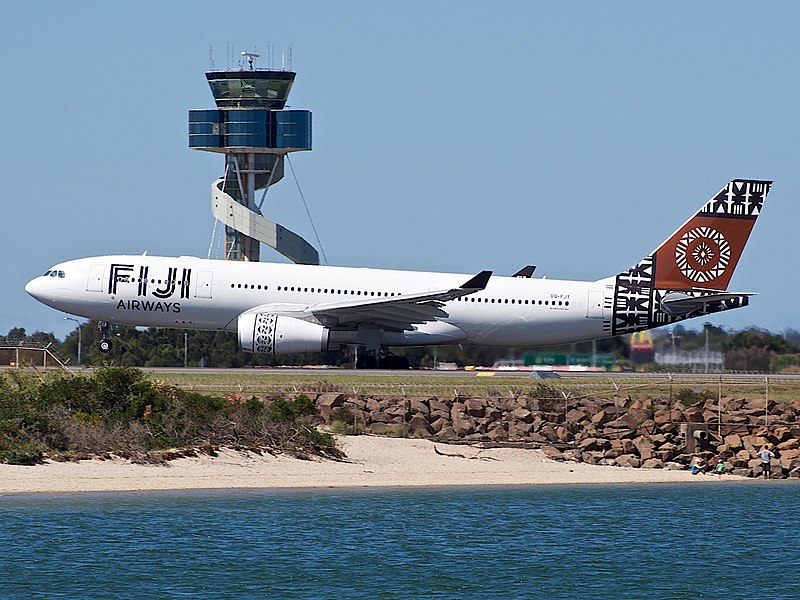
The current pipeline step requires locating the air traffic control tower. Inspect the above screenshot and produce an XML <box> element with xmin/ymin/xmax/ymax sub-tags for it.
<box><xmin>189</xmin><ymin>53</ymin><xmax>317</xmax><ymax>264</ymax></box>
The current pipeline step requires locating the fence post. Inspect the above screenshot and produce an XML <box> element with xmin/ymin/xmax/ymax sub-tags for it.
<box><xmin>668</xmin><ymin>373</ymin><xmax>674</xmax><ymax>425</ymax></box>
<box><xmin>718</xmin><ymin>375</ymin><xmax>722</xmax><ymax>438</ymax></box>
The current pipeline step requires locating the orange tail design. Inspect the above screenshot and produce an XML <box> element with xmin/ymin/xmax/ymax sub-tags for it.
<box><xmin>610</xmin><ymin>180</ymin><xmax>771</xmax><ymax>336</ymax></box>
<box><xmin>652</xmin><ymin>180</ymin><xmax>770</xmax><ymax>291</ymax></box>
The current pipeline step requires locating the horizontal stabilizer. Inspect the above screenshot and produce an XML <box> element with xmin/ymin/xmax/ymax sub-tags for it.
<box><xmin>660</xmin><ymin>290</ymin><xmax>755</xmax><ymax>316</ymax></box>
<box><xmin>513</xmin><ymin>265</ymin><xmax>537</xmax><ymax>278</ymax></box>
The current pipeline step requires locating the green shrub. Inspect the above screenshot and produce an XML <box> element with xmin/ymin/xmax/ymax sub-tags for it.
<box><xmin>298</xmin><ymin>425</ymin><xmax>334</xmax><ymax>448</ymax></box>
<box><xmin>380</xmin><ymin>424</ymin><xmax>408</xmax><ymax>438</ymax></box>
<box><xmin>72</xmin><ymin>411</ymin><xmax>104</xmax><ymax>426</ymax></box>
<box><xmin>0</xmin><ymin>436</ymin><xmax>44</xmax><ymax>465</ymax></box>
<box><xmin>182</xmin><ymin>392</ymin><xmax>226</xmax><ymax>420</ymax></box>
<box><xmin>36</xmin><ymin>374</ymin><xmax>96</xmax><ymax>412</ymax></box>
<box><xmin>329</xmin><ymin>406</ymin><xmax>363</xmax><ymax>435</ymax></box>
<box><xmin>93</xmin><ymin>367</ymin><xmax>147</xmax><ymax>407</ymax></box>
<box><xmin>675</xmin><ymin>387</ymin><xmax>715</xmax><ymax>406</ymax></box>
<box><xmin>290</xmin><ymin>394</ymin><xmax>316</xmax><ymax>416</ymax></box>
<box><xmin>245</xmin><ymin>397</ymin><xmax>265</xmax><ymax>414</ymax></box>
<box><xmin>772</xmin><ymin>353</ymin><xmax>800</xmax><ymax>373</ymax></box>
<box><xmin>0</xmin><ymin>369</ymin><xmax>336</xmax><ymax>463</ymax></box>
<box><xmin>268</xmin><ymin>398</ymin><xmax>295</xmax><ymax>422</ymax></box>
<box><xmin>268</xmin><ymin>395</ymin><xmax>317</xmax><ymax>422</ymax></box>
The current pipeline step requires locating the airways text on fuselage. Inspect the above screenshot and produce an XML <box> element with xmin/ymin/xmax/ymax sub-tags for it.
<box><xmin>109</xmin><ymin>263</ymin><xmax>191</xmax><ymax>313</ymax></box>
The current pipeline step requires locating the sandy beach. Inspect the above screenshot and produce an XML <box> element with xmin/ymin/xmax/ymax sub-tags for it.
<box><xmin>0</xmin><ymin>435</ymin><xmax>744</xmax><ymax>494</ymax></box>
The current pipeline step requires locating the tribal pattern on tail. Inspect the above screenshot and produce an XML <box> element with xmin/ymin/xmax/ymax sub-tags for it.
<box><xmin>610</xmin><ymin>180</ymin><xmax>768</xmax><ymax>336</ymax></box>
<box><xmin>611</xmin><ymin>253</ymin><xmax>749</xmax><ymax>336</ymax></box>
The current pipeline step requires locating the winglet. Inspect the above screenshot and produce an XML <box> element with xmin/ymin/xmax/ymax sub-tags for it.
<box><xmin>461</xmin><ymin>270</ymin><xmax>492</xmax><ymax>290</ymax></box>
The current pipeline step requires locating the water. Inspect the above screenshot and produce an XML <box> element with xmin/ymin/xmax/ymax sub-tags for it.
<box><xmin>1</xmin><ymin>483</ymin><xmax>798</xmax><ymax>599</ymax></box>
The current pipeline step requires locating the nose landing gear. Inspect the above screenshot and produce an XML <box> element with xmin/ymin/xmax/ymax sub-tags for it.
<box><xmin>98</xmin><ymin>321</ymin><xmax>113</xmax><ymax>353</ymax></box>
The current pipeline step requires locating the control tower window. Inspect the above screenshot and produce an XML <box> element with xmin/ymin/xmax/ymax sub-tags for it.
<box><xmin>226</xmin><ymin>79</ymin><xmax>243</xmax><ymax>98</ymax></box>
<box><xmin>254</xmin><ymin>79</ymin><xmax>289</xmax><ymax>100</ymax></box>
<box><xmin>209</xmin><ymin>78</ymin><xmax>290</xmax><ymax>102</ymax></box>
<box><xmin>209</xmin><ymin>80</ymin><xmax>230</xmax><ymax>99</ymax></box>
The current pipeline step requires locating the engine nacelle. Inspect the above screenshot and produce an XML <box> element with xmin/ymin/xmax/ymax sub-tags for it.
<box><xmin>238</xmin><ymin>313</ymin><xmax>330</xmax><ymax>355</ymax></box>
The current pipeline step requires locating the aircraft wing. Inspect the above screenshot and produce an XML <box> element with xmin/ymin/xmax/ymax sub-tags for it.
<box><xmin>309</xmin><ymin>270</ymin><xmax>492</xmax><ymax>331</ymax></box>
<box><xmin>660</xmin><ymin>290</ymin><xmax>755</xmax><ymax>316</ymax></box>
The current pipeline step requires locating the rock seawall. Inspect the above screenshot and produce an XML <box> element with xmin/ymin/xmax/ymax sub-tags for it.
<box><xmin>303</xmin><ymin>392</ymin><xmax>800</xmax><ymax>479</ymax></box>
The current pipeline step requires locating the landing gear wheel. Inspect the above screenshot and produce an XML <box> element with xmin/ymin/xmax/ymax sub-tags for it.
<box><xmin>99</xmin><ymin>339</ymin><xmax>113</xmax><ymax>353</ymax></box>
<box><xmin>380</xmin><ymin>355</ymin><xmax>410</xmax><ymax>370</ymax></box>
<box><xmin>356</xmin><ymin>355</ymin><xmax>378</xmax><ymax>369</ymax></box>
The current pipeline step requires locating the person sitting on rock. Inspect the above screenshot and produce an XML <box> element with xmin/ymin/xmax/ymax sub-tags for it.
<box><xmin>690</xmin><ymin>455</ymin><xmax>706</xmax><ymax>475</ymax></box>
<box><xmin>714</xmin><ymin>457</ymin><xmax>725</xmax><ymax>478</ymax></box>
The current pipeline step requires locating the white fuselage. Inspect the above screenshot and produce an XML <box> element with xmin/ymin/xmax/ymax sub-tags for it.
<box><xmin>26</xmin><ymin>255</ymin><xmax>614</xmax><ymax>348</ymax></box>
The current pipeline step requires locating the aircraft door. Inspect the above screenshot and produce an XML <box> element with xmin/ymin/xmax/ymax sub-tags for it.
<box><xmin>195</xmin><ymin>270</ymin><xmax>213</xmax><ymax>298</ymax></box>
<box><xmin>586</xmin><ymin>290</ymin><xmax>604</xmax><ymax>319</ymax></box>
<box><xmin>86</xmin><ymin>264</ymin><xmax>105</xmax><ymax>292</ymax></box>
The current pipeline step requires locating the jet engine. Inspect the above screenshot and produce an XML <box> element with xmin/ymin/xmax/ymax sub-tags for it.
<box><xmin>238</xmin><ymin>312</ymin><xmax>330</xmax><ymax>355</ymax></box>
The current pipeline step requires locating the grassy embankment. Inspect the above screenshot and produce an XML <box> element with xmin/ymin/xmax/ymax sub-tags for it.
<box><xmin>0</xmin><ymin>367</ymin><xmax>337</xmax><ymax>465</ymax></box>
<box><xmin>151</xmin><ymin>370</ymin><xmax>799</xmax><ymax>404</ymax></box>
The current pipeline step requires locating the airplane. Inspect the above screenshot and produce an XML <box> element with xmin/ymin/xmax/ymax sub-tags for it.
<box><xmin>26</xmin><ymin>179</ymin><xmax>771</xmax><ymax>369</ymax></box>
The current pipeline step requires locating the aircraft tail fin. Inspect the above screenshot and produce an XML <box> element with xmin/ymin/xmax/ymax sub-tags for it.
<box><xmin>607</xmin><ymin>179</ymin><xmax>771</xmax><ymax>336</ymax></box>
<box><xmin>647</xmin><ymin>179</ymin><xmax>771</xmax><ymax>290</ymax></box>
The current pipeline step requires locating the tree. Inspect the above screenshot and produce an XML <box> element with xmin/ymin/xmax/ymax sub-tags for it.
<box><xmin>722</xmin><ymin>328</ymin><xmax>800</xmax><ymax>372</ymax></box>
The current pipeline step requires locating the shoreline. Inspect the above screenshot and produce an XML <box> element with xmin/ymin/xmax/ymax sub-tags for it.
<box><xmin>0</xmin><ymin>435</ymin><xmax>751</xmax><ymax>494</ymax></box>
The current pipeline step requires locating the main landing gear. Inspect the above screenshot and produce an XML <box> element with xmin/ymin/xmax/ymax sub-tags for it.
<box><xmin>98</xmin><ymin>321</ymin><xmax>113</xmax><ymax>353</ymax></box>
<box><xmin>355</xmin><ymin>349</ymin><xmax>410</xmax><ymax>370</ymax></box>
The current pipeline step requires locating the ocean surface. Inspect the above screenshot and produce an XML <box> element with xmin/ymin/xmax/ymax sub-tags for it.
<box><xmin>1</xmin><ymin>482</ymin><xmax>798</xmax><ymax>599</ymax></box>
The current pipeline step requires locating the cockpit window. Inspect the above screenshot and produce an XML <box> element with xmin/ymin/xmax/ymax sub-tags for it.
<box><xmin>43</xmin><ymin>270</ymin><xmax>65</xmax><ymax>278</ymax></box>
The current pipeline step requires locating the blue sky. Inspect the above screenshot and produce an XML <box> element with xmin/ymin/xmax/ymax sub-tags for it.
<box><xmin>3</xmin><ymin>1</ymin><xmax>798</xmax><ymax>340</ymax></box>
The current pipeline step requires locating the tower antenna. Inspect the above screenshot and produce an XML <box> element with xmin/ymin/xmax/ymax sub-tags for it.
<box><xmin>241</xmin><ymin>51</ymin><xmax>259</xmax><ymax>70</ymax></box>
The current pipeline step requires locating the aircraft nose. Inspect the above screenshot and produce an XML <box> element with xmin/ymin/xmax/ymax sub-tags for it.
<box><xmin>25</xmin><ymin>277</ymin><xmax>43</xmax><ymax>299</ymax></box>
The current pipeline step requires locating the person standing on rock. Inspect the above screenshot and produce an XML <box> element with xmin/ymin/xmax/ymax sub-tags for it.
<box><xmin>757</xmin><ymin>445</ymin><xmax>775</xmax><ymax>480</ymax></box>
